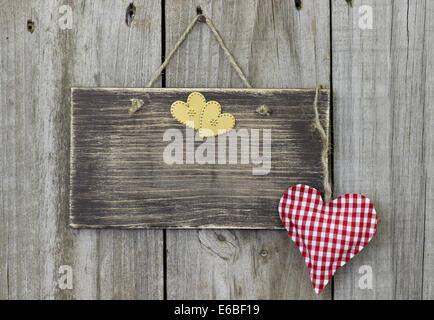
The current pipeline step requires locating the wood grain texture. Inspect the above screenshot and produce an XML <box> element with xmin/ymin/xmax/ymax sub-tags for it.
<box><xmin>2</xmin><ymin>0</ymin><xmax>431</xmax><ymax>300</ymax></box>
<box><xmin>165</xmin><ymin>0</ymin><xmax>332</xmax><ymax>299</ymax></box>
<box><xmin>332</xmin><ymin>0</ymin><xmax>432</xmax><ymax>299</ymax></box>
<box><xmin>0</xmin><ymin>0</ymin><xmax>163</xmax><ymax>299</ymax></box>
<box><xmin>70</xmin><ymin>88</ymin><xmax>329</xmax><ymax>229</ymax></box>
<box><xmin>422</xmin><ymin>0</ymin><xmax>434</xmax><ymax>300</ymax></box>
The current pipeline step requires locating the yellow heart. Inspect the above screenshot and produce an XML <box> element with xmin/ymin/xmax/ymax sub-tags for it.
<box><xmin>170</xmin><ymin>92</ymin><xmax>206</xmax><ymax>130</ymax></box>
<box><xmin>199</xmin><ymin>101</ymin><xmax>235</xmax><ymax>138</ymax></box>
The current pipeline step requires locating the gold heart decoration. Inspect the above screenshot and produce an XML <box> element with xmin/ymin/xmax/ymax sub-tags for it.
<box><xmin>170</xmin><ymin>92</ymin><xmax>235</xmax><ymax>137</ymax></box>
<box><xmin>199</xmin><ymin>101</ymin><xmax>235</xmax><ymax>138</ymax></box>
<box><xmin>170</xmin><ymin>92</ymin><xmax>206</xmax><ymax>130</ymax></box>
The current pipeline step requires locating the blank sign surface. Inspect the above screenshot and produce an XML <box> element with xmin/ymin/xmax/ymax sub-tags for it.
<box><xmin>70</xmin><ymin>88</ymin><xmax>330</xmax><ymax>229</ymax></box>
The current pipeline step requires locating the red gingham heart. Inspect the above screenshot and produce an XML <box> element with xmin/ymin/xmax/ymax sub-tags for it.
<box><xmin>278</xmin><ymin>184</ymin><xmax>378</xmax><ymax>295</ymax></box>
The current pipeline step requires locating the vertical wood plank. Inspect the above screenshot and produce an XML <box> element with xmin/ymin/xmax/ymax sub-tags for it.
<box><xmin>422</xmin><ymin>0</ymin><xmax>434</xmax><ymax>300</ymax></box>
<box><xmin>0</xmin><ymin>0</ymin><xmax>163</xmax><ymax>299</ymax></box>
<box><xmin>165</xmin><ymin>0</ymin><xmax>331</xmax><ymax>299</ymax></box>
<box><xmin>332</xmin><ymin>0</ymin><xmax>430</xmax><ymax>299</ymax></box>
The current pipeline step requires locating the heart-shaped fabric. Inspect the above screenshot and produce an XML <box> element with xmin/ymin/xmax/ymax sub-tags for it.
<box><xmin>199</xmin><ymin>101</ymin><xmax>235</xmax><ymax>138</ymax></box>
<box><xmin>171</xmin><ymin>92</ymin><xmax>206</xmax><ymax>130</ymax></box>
<box><xmin>278</xmin><ymin>184</ymin><xmax>377</xmax><ymax>295</ymax></box>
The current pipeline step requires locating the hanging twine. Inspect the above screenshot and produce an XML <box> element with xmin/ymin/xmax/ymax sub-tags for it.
<box><xmin>312</xmin><ymin>85</ymin><xmax>332</xmax><ymax>202</ymax></box>
<box><xmin>145</xmin><ymin>14</ymin><xmax>252</xmax><ymax>89</ymax></box>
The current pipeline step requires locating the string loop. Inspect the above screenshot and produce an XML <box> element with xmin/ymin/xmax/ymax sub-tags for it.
<box><xmin>146</xmin><ymin>14</ymin><xmax>252</xmax><ymax>88</ymax></box>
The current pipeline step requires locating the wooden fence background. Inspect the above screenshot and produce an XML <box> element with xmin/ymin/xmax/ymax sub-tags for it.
<box><xmin>0</xmin><ymin>0</ymin><xmax>432</xmax><ymax>299</ymax></box>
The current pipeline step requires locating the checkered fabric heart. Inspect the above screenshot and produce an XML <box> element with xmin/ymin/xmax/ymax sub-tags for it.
<box><xmin>278</xmin><ymin>184</ymin><xmax>378</xmax><ymax>295</ymax></box>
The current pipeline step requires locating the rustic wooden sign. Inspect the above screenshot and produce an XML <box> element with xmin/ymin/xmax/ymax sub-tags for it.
<box><xmin>70</xmin><ymin>88</ymin><xmax>330</xmax><ymax>229</ymax></box>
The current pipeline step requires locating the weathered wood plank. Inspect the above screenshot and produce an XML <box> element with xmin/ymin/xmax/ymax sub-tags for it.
<box><xmin>165</xmin><ymin>0</ymin><xmax>331</xmax><ymax>299</ymax></box>
<box><xmin>423</xmin><ymin>0</ymin><xmax>434</xmax><ymax>300</ymax></box>
<box><xmin>70</xmin><ymin>88</ymin><xmax>329</xmax><ymax>229</ymax></box>
<box><xmin>0</xmin><ymin>0</ymin><xmax>163</xmax><ymax>299</ymax></box>
<box><xmin>332</xmin><ymin>0</ymin><xmax>429</xmax><ymax>299</ymax></box>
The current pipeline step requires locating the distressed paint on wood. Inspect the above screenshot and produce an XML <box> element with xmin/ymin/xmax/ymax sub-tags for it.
<box><xmin>0</xmin><ymin>0</ymin><xmax>163</xmax><ymax>299</ymax></box>
<box><xmin>70</xmin><ymin>88</ymin><xmax>330</xmax><ymax>229</ymax></box>
<box><xmin>165</xmin><ymin>0</ymin><xmax>332</xmax><ymax>299</ymax></box>
<box><xmin>332</xmin><ymin>0</ymin><xmax>432</xmax><ymax>299</ymax></box>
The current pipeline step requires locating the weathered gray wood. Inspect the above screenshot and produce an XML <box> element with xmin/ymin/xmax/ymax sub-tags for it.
<box><xmin>423</xmin><ymin>0</ymin><xmax>434</xmax><ymax>300</ymax></box>
<box><xmin>3</xmin><ymin>0</ymin><xmax>431</xmax><ymax>301</ymax></box>
<box><xmin>165</xmin><ymin>0</ymin><xmax>331</xmax><ymax>299</ymax></box>
<box><xmin>70</xmin><ymin>88</ymin><xmax>330</xmax><ymax>229</ymax></box>
<box><xmin>332</xmin><ymin>0</ymin><xmax>431</xmax><ymax>299</ymax></box>
<box><xmin>0</xmin><ymin>0</ymin><xmax>163</xmax><ymax>299</ymax></box>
